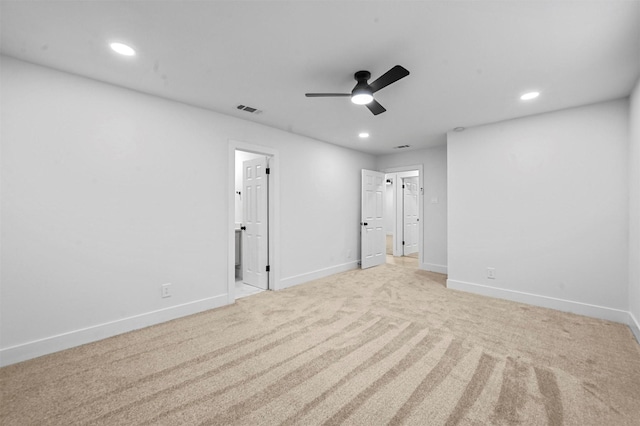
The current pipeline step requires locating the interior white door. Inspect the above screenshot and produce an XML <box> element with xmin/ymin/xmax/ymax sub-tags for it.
<box><xmin>361</xmin><ymin>169</ymin><xmax>386</xmax><ymax>269</ymax></box>
<box><xmin>403</xmin><ymin>177</ymin><xmax>419</xmax><ymax>255</ymax></box>
<box><xmin>242</xmin><ymin>156</ymin><xmax>269</xmax><ymax>289</ymax></box>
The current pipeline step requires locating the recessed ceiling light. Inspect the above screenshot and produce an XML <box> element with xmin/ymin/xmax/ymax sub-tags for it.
<box><xmin>109</xmin><ymin>42</ymin><xmax>136</xmax><ymax>56</ymax></box>
<box><xmin>359</xmin><ymin>132</ymin><xmax>370</xmax><ymax>138</ymax></box>
<box><xmin>520</xmin><ymin>91</ymin><xmax>540</xmax><ymax>101</ymax></box>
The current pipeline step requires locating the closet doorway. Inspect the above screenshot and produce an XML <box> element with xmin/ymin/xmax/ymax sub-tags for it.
<box><xmin>235</xmin><ymin>151</ymin><xmax>269</xmax><ymax>298</ymax></box>
<box><xmin>228</xmin><ymin>141</ymin><xmax>280</xmax><ymax>302</ymax></box>
<box><xmin>384</xmin><ymin>166</ymin><xmax>423</xmax><ymax>269</ymax></box>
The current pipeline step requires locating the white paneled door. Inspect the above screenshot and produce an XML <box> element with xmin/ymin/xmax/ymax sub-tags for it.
<box><xmin>403</xmin><ymin>176</ymin><xmax>419</xmax><ymax>255</ymax></box>
<box><xmin>361</xmin><ymin>169</ymin><xmax>386</xmax><ymax>269</ymax></box>
<box><xmin>242</xmin><ymin>157</ymin><xmax>269</xmax><ymax>290</ymax></box>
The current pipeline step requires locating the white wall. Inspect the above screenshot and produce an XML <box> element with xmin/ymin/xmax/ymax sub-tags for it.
<box><xmin>376</xmin><ymin>146</ymin><xmax>448</xmax><ymax>274</ymax></box>
<box><xmin>278</xmin><ymin>142</ymin><xmax>374</xmax><ymax>285</ymax></box>
<box><xmin>447</xmin><ymin>99</ymin><xmax>630</xmax><ymax>322</ymax></box>
<box><xmin>629</xmin><ymin>78</ymin><xmax>640</xmax><ymax>341</ymax></box>
<box><xmin>0</xmin><ymin>57</ymin><xmax>375</xmax><ymax>365</ymax></box>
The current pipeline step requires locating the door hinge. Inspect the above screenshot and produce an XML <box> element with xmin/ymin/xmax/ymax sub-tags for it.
<box><xmin>402</xmin><ymin>185</ymin><xmax>405</xmax><ymax>189</ymax></box>
<box><xmin>266</xmin><ymin>168</ymin><xmax>271</xmax><ymax>175</ymax></box>
<box><xmin>402</xmin><ymin>241</ymin><xmax>405</xmax><ymax>245</ymax></box>
<box><xmin>266</xmin><ymin>265</ymin><xmax>271</xmax><ymax>272</ymax></box>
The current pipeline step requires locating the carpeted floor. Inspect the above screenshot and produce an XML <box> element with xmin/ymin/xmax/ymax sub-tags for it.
<box><xmin>386</xmin><ymin>254</ymin><xmax>419</xmax><ymax>269</ymax></box>
<box><xmin>1</xmin><ymin>264</ymin><xmax>639</xmax><ymax>425</ymax></box>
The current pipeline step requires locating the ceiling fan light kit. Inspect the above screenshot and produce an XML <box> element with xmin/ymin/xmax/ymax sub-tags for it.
<box><xmin>351</xmin><ymin>91</ymin><xmax>373</xmax><ymax>105</ymax></box>
<box><xmin>351</xmin><ymin>71</ymin><xmax>374</xmax><ymax>105</ymax></box>
<box><xmin>305</xmin><ymin>65</ymin><xmax>409</xmax><ymax>115</ymax></box>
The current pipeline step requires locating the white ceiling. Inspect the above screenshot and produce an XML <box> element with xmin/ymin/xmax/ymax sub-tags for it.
<box><xmin>2</xmin><ymin>1</ymin><xmax>639</xmax><ymax>154</ymax></box>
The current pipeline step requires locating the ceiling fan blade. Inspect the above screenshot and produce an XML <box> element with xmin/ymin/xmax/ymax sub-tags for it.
<box><xmin>369</xmin><ymin>65</ymin><xmax>410</xmax><ymax>93</ymax></box>
<box><xmin>305</xmin><ymin>93</ymin><xmax>351</xmax><ymax>97</ymax></box>
<box><xmin>366</xmin><ymin>99</ymin><xmax>386</xmax><ymax>115</ymax></box>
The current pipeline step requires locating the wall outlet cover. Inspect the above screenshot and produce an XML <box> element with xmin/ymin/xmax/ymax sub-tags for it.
<box><xmin>487</xmin><ymin>268</ymin><xmax>496</xmax><ymax>279</ymax></box>
<box><xmin>161</xmin><ymin>283</ymin><xmax>171</xmax><ymax>298</ymax></box>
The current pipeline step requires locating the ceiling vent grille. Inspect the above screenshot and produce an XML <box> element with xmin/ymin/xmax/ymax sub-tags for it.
<box><xmin>393</xmin><ymin>144</ymin><xmax>410</xmax><ymax>149</ymax></box>
<box><xmin>236</xmin><ymin>105</ymin><xmax>262</xmax><ymax>114</ymax></box>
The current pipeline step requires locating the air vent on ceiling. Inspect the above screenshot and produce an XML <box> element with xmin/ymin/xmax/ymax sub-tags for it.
<box><xmin>393</xmin><ymin>144</ymin><xmax>411</xmax><ymax>149</ymax></box>
<box><xmin>236</xmin><ymin>105</ymin><xmax>262</xmax><ymax>114</ymax></box>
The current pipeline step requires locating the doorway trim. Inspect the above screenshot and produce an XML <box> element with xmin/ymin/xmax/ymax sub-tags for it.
<box><xmin>382</xmin><ymin>164</ymin><xmax>424</xmax><ymax>269</ymax></box>
<box><xmin>228</xmin><ymin>140</ymin><xmax>280</xmax><ymax>303</ymax></box>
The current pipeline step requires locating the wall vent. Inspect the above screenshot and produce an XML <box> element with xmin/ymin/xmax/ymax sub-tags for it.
<box><xmin>393</xmin><ymin>144</ymin><xmax>411</xmax><ymax>149</ymax></box>
<box><xmin>236</xmin><ymin>105</ymin><xmax>262</xmax><ymax>114</ymax></box>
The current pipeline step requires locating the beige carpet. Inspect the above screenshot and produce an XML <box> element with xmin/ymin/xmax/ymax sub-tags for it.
<box><xmin>386</xmin><ymin>254</ymin><xmax>419</xmax><ymax>269</ymax></box>
<box><xmin>2</xmin><ymin>264</ymin><xmax>640</xmax><ymax>425</ymax></box>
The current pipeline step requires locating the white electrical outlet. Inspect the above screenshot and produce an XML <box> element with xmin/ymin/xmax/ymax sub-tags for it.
<box><xmin>161</xmin><ymin>283</ymin><xmax>171</xmax><ymax>298</ymax></box>
<box><xmin>487</xmin><ymin>268</ymin><xmax>496</xmax><ymax>279</ymax></box>
<box><xmin>347</xmin><ymin>249</ymin><xmax>352</xmax><ymax>259</ymax></box>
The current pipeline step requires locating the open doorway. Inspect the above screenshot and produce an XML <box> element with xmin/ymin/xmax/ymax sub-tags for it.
<box><xmin>228</xmin><ymin>141</ymin><xmax>280</xmax><ymax>303</ymax></box>
<box><xmin>384</xmin><ymin>167</ymin><xmax>422</xmax><ymax>270</ymax></box>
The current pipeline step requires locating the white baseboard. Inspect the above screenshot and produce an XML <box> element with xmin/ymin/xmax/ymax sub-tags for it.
<box><xmin>0</xmin><ymin>294</ymin><xmax>229</xmax><ymax>367</ymax></box>
<box><xmin>629</xmin><ymin>311</ymin><xmax>640</xmax><ymax>344</ymax></box>
<box><xmin>279</xmin><ymin>261</ymin><xmax>359</xmax><ymax>290</ymax></box>
<box><xmin>422</xmin><ymin>263</ymin><xmax>448</xmax><ymax>275</ymax></box>
<box><xmin>446</xmin><ymin>279</ymin><xmax>629</xmax><ymax>324</ymax></box>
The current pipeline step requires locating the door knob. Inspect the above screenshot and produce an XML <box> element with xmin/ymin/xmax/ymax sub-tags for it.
<box><xmin>240</xmin><ymin>226</ymin><xmax>246</xmax><ymax>231</ymax></box>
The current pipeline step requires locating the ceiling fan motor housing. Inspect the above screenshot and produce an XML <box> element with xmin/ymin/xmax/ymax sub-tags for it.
<box><xmin>354</xmin><ymin>70</ymin><xmax>371</xmax><ymax>82</ymax></box>
<box><xmin>352</xmin><ymin>70</ymin><xmax>373</xmax><ymax>103</ymax></box>
<box><xmin>353</xmin><ymin>71</ymin><xmax>372</xmax><ymax>91</ymax></box>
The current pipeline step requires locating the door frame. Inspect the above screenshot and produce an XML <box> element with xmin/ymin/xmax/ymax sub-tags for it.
<box><xmin>228</xmin><ymin>140</ymin><xmax>280</xmax><ymax>303</ymax></box>
<box><xmin>382</xmin><ymin>165</ymin><xmax>423</xmax><ymax>266</ymax></box>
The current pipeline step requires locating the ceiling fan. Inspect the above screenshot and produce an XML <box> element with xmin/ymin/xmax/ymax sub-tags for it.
<box><xmin>305</xmin><ymin>65</ymin><xmax>410</xmax><ymax>115</ymax></box>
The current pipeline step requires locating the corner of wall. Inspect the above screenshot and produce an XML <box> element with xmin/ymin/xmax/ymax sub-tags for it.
<box><xmin>629</xmin><ymin>311</ymin><xmax>640</xmax><ymax>345</ymax></box>
<box><xmin>629</xmin><ymin>76</ymin><xmax>640</xmax><ymax>339</ymax></box>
